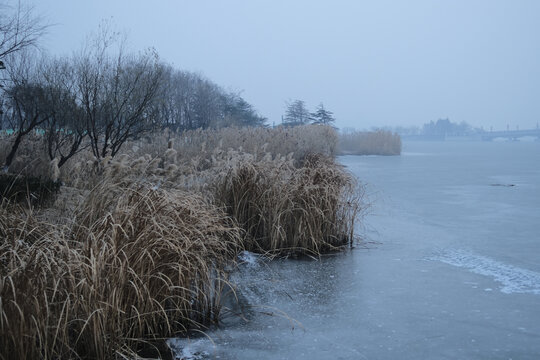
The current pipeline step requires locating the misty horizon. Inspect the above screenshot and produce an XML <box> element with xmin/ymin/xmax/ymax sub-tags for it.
<box><xmin>27</xmin><ymin>0</ymin><xmax>540</xmax><ymax>131</ymax></box>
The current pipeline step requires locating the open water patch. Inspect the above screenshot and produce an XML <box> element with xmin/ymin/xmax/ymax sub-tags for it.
<box><xmin>429</xmin><ymin>249</ymin><xmax>540</xmax><ymax>295</ymax></box>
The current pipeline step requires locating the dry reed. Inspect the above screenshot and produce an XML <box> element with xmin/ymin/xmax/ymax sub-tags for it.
<box><xmin>0</xmin><ymin>181</ymin><xmax>242</xmax><ymax>359</ymax></box>
<box><xmin>0</xmin><ymin>132</ymin><xmax>51</xmax><ymax>177</ymax></box>
<box><xmin>213</xmin><ymin>153</ymin><xmax>362</xmax><ymax>256</ymax></box>
<box><xmin>338</xmin><ymin>129</ymin><xmax>402</xmax><ymax>156</ymax></box>
<box><xmin>0</xmin><ymin>124</ymin><xmax>365</xmax><ymax>358</ymax></box>
<box><xmin>0</xmin><ymin>202</ymin><xmax>75</xmax><ymax>359</ymax></box>
<box><xmin>123</xmin><ymin>125</ymin><xmax>338</xmax><ymax>170</ymax></box>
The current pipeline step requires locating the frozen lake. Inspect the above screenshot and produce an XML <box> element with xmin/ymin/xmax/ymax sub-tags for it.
<box><xmin>170</xmin><ymin>140</ymin><xmax>540</xmax><ymax>359</ymax></box>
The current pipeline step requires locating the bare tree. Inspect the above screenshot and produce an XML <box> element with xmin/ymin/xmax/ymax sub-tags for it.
<box><xmin>145</xmin><ymin>63</ymin><xmax>268</xmax><ymax>131</ymax></box>
<box><xmin>75</xmin><ymin>26</ymin><xmax>163</xmax><ymax>159</ymax></box>
<box><xmin>1</xmin><ymin>50</ymin><xmax>49</xmax><ymax>169</ymax></box>
<box><xmin>171</xmin><ymin>70</ymin><xmax>199</xmax><ymax>130</ymax></box>
<box><xmin>0</xmin><ymin>1</ymin><xmax>47</xmax><ymax>64</ymax></box>
<box><xmin>146</xmin><ymin>63</ymin><xmax>177</xmax><ymax>131</ymax></box>
<box><xmin>41</xmin><ymin>56</ymin><xmax>87</xmax><ymax>167</ymax></box>
<box><xmin>151</xmin><ymin>68</ymin><xmax>230</xmax><ymax>132</ymax></box>
<box><xmin>192</xmin><ymin>76</ymin><xmax>222</xmax><ymax>129</ymax></box>
<box><xmin>104</xmin><ymin>50</ymin><xmax>162</xmax><ymax>157</ymax></box>
<box><xmin>2</xmin><ymin>52</ymin><xmax>90</xmax><ymax>171</ymax></box>
<box><xmin>0</xmin><ymin>1</ymin><xmax>47</xmax><ymax>169</ymax></box>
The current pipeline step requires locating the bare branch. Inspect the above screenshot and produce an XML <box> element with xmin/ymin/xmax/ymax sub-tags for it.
<box><xmin>0</xmin><ymin>1</ymin><xmax>48</xmax><ymax>60</ymax></box>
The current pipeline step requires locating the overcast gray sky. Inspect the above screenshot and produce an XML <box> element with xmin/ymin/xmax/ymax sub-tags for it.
<box><xmin>30</xmin><ymin>0</ymin><xmax>540</xmax><ymax>130</ymax></box>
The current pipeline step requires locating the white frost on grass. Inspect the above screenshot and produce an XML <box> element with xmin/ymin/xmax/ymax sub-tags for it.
<box><xmin>430</xmin><ymin>249</ymin><xmax>540</xmax><ymax>295</ymax></box>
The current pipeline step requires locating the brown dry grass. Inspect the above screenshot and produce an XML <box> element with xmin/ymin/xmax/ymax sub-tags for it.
<box><xmin>338</xmin><ymin>129</ymin><xmax>402</xmax><ymax>156</ymax></box>
<box><xmin>168</xmin><ymin>125</ymin><xmax>338</xmax><ymax>166</ymax></box>
<box><xmin>0</xmin><ymin>125</ymin><xmax>365</xmax><ymax>358</ymax></box>
<box><xmin>0</xmin><ymin>132</ymin><xmax>51</xmax><ymax>177</ymax></box>
<box><xmin>213</xmin><ymin>153</ymin><xmax>361</xmax><ymax>256</ymax></box>
<box><xmin>0</xmin><ymin>182</ymin><xmax>242</xmax><ymax>359</ymax></box>
<box><xmin>1</xmin><ymin>125</ymin><xmax>338</xmax><ymax>186</ymax></box>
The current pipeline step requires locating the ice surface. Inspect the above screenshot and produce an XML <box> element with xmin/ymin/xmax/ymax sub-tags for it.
<box><xmin>169</xmin><ymin>141</ymin><xmax>540</xmax><ymax>359</ymax></box>
<box><xmin>429</xmin><ymin>249</ymin><xmax>540</xmax><ymax>295</ymax></box>
<box><xmin>167</xmin><ymin>338</ymin><xmax>213</xmax><ymax>360</ymax></box>
<box><xmin>237</xmin><ymin>251</ymin><xmax>261</xmax><ymax>267</ymax></box>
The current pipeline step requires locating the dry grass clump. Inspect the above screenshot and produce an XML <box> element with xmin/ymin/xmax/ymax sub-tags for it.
<box><xmin>0</xmin><ymin>124</ymin><xmax>366</xmax><ymax>358</ymax></box>
<box><xmin>0</xmin><ymin>203</ymin><xmax>75</xmax><ymax>359</ymax></box>
<box><xmin>338</xmin><ymin>129</ymin><xmax>402</xmax><ymax>155</ymax></box>
<box><xmin>69</xmin><ymin>182</ymin><xmax>242</xmax><ymax>358</ymax></box>
<box><xmin>0</xmin><ymin>173</ymin><xmax>61</xmax><ymax>206</ymax></box>
<box><xmin>0</xmin><ymin>125</ymin><xmax>339</xmax><ymax>188</ymax></box>
<box><xmin>214</xmin><ymin>153</ymin><xmax>361</xmax><ymax>256</ymax></box>
<box><xmin>129</xmin><ymin>125</ymin><xmax>338</xmax><ymax>168</ymax></box>
<box><xmin>0</xmin><ymin>133</ymin><xmax>51</xmax><ymax>177</ymax></box>
<box><xmin>0</xmin><ymin>182</ymin><xmax>242</xmax><ymax>359</ymax></box>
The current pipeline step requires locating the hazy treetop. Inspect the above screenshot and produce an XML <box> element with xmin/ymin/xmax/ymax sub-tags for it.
<box><xmin>27</xmin><ymin>0</ymin><xmax>540</xmax><ymax>130</ymax></box>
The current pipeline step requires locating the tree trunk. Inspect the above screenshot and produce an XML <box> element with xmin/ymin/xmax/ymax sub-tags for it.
<box><xmin>4</xmin><ymin>131</ymin><xmax>24</xmax><ymax>169</ymax></box>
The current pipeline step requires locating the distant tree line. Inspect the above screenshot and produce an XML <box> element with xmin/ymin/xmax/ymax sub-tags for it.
<box><xmin>282</xmin><ymin>100</ymin><xmax>335</xmax><ymax>127</ymax></box>
<box><xmin>421</xmin><ymin>118</ymin><xmax>475</xmax><ymax>136</ymax></box>
<box><xmin>391</xmin><ymin>118</ymin><xmax>483</xmax><ymax>137</ymax></box>
<box><xmin>0</xmin><ymin>20</ymin><xmax>266</xmax><ymax>170</ymax></box>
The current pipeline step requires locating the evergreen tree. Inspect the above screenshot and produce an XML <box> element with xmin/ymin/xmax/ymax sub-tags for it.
<box><xmin>310</xmin><ymin>102</ymin><xmax>335</xmax><ymax>125</ymax></box>
<box><xmin>222</xmin><ymin>92</ymin><xmax>266</xmax><ymax>127</ymax></box>
<box><xmin>283</xmin><ymin>99</ymin><xmax>310</xmax><ymax>127</ymax></box>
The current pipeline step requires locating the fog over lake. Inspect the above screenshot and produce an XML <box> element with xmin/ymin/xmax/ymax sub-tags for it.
<box><xmin>32</xmin><ymin>0</ymin><xmax>540</xmax><ymax>130</ymax></box>
<box><xmin>1</xmin><ymin>1</ymin><xmax>539</xmax><ymax>359</ymax></box>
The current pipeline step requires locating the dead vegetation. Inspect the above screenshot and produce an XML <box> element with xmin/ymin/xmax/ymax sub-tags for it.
<box><xmin>214</xmin><ymin>153</ymin><xmax>360</xmax><ymax>255</ymax></box>
<box><xmin>0</xmin><ymin>125</ymin><xmax>365</xmax><ymax>358</ymax></box>
<box><xmin>0</xmin><ymin>184</ymin><xmax>241</xmax><ymax>359</ymax></box>
<box><xmin>338</xmin><ymin>129</ymin><xmax>402</xmax><ymax>155</ymax></box>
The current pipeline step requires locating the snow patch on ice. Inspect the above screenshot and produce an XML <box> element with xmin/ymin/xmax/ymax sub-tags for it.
<box><xmin>429</xmin><ymin>249</ymin><xmax>540</xmax><ymax>295</ymax></box>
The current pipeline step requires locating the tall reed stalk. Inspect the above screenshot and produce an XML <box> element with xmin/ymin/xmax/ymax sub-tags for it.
<box><xmin>338</xmin><ymin>130</ymin><xmax>402</xmax><ymax>155</ymax></box>
<box><xmin>0</xmin><ymin>125</ymin><xmax>366</xmax><ymax>358</ymax></box>
<box><xmin>214</xmin><ymin>154</ymin><xmax>362</xmax><ymax>256</ymax></box>
<box><xmin>0</xmin><ymin>181</ymin><xmax>242</xmax><ymax>359</ymax></box>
